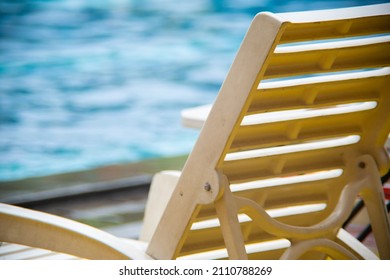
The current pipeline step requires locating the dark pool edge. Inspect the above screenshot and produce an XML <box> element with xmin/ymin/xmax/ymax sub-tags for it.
<box><xmin>0</xmin><ymin>155</ymin><xmax>187</xmax><ymax>207</ymax></box>
<box><xmin>2</xmin><ymin>174</ymin><xmax>153</xmax><ymax>207</ymax></box>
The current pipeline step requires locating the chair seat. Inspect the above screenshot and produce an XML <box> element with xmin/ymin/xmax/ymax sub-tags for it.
<box><xmin>0</xmin><ymin>242</ymin><xmax>81</xmax><ymax>260</ymax></box>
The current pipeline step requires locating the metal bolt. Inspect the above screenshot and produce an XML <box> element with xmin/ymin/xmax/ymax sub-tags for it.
<box><xmin>358</xmin><ymin>162</ymin><xmax>366</xmax><ymax>169</ymax></box>
<box><xmin>204</xmin><ymin>183</ymin><xmax>211</xmax><ymax>191</ymax></box>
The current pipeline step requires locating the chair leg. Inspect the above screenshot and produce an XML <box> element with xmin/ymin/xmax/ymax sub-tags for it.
<box><xmin>343</xmin><ymin>168</ymin><xmax>390</xmax><ymax>240</ymax></box>
<box><xmin>356</xmin><ymin>155</ymin><xmax>390</xmax><ymax>259</ymax></box>
<box><xmin>215</xmin><ymin>182</ymin><xmax>248</xmax><ymax>260</ymax></box>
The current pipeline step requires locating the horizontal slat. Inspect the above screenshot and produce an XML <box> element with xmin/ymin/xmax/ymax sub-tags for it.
<box><xmin>276</xmin><ymin>35</ymin><xmax>390</xmax><ymax>53</ymax></box>
<box><xmin>232</xmin><ymin>124</ymin><xmax>351</xmax><ymax>155</ymax></box>
<box><xmin>222</xmin><ymin>146</ymin><xmax>351</xmax><ymax>183</ymax></box>
<box><xmin>178</xmin><ymin>239</ymin><xmax>291</xmax><ymax>260</ymax></box>
<box><xmin>264</xmin><ymin>37</ymin><xmax>390</xmax><ymax>78</ymax></box>
<box><xmin>230</xmin><ymin>105</ymin><xmax>374</xmax><ymax>152</ymax></box>
<box><xmin>259</xmin><ymin>67</ymin><xmax>389</xmax><ymax>90</ymax></box>
<box><xmin>249</xmin><ymin>179</ymin><xmax>340</xmax><ymax>210</ymax></box>
<box><xmin>280</xmin><ymin>18</ymin><xmax>390</xmax><ymax>44</ymax></box>
<box><xmin>250</xmin><ymin>68</ymin><xmax>389</xmax><ymax>113</ymax></box>
<box><xmin>276</xmin><ymin>4</ymin><xmax>390</xmax><ymax>43</ymax></box>
<box><xmin>242</xmin><ymin>102</ymin><xmax>377</xmax><ymax>126</ymax></box>
<box><xmin>277</xmin><ymin>4</ymin><xmax>390</xmax><ymax>24</ymax></box>
<box><xmin>226</xmin><ymin>135</ymin><xmax>360</xmax><ymax>161</ymax></box>
<box><xmin>230</xmin><ymin>169</ymin><xmax>343</xmax><ymax>192</ymax></box>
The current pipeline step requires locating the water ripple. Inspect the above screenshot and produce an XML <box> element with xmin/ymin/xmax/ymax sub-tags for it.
<box><xmin>0</xmin><ymin>0</ymin><xmax>384</xmax><ymax>180</ymax></box>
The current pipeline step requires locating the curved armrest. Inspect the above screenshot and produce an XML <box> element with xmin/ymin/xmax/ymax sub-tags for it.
<box><xmin>0</xmin><ymin>203</ymin><xmax>152</xmax><ymax>260</ymax></box>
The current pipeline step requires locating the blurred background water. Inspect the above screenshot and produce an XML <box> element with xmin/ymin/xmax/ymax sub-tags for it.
<box><xmin>0</xmin><ymin>0</ymin><xmax>387</xmax><ymax>181</ymax></box>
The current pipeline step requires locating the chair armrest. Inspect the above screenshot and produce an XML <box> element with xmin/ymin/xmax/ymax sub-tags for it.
<box><xmin>0</xmin><ymin>203</ymin><xmax>152</xmax><ymax>260</ymax></box>
<box><xmin>181</xmin><ymin>104</ymin><xmax>211</xmax><ymax>129</ymax></box>
<box><xmin>139</xmin><ymin>171</ymin><xmax>180</xmax><ymax>242</ymax></box>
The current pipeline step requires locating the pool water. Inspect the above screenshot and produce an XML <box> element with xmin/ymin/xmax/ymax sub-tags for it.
<box><xmin>0</xmin><ymin>0</ymin><xmax>385</xmax><ymax>181</ymax></box>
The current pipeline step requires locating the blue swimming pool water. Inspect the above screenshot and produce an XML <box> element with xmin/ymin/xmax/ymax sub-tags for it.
<box><xmin>0</xmin><ymin>0</ymin><xmax>386</xmax><ymax>181</ymax></box>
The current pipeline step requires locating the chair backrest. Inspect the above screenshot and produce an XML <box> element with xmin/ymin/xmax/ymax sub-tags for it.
<box><xmin>147</xmin><ymin>4</ymin><xmax>390</xmax><ymax>260</ymax></box>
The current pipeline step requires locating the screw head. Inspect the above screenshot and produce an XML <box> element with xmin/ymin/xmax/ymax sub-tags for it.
<box><xmin>204</xmin><ymin>183</ymin><xmax>211</xmax><ymax>191</ymax></box>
